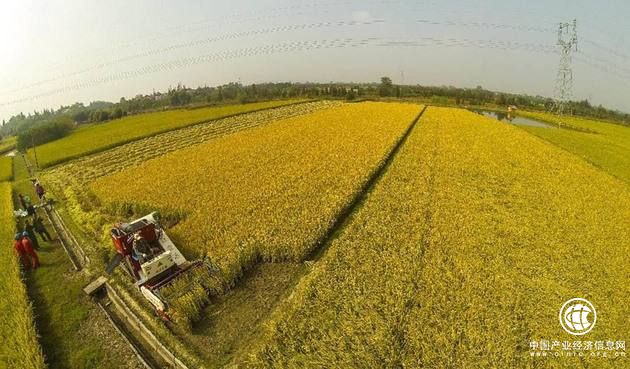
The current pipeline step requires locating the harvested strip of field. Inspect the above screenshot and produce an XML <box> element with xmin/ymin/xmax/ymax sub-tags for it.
<box><xmin>518</xmin><ymin>111</ymin><xmax>630</xmax><ymax>183</ymax></box>
<box><xmin>0</xmin><ymin>181</ymin><xmax>46</xmax><ymax>369</ymax></box>
<box><xmin>248</xmin><ymin>107</ymin><xmax>630</xmax><ymax>368</ymax></box>
<box><xmin>0</xmin><ymin>156</ymin><xmax>12</xmax><ymax>181</ymax></box>
<box><xmin>44</xmin><ymin>100</ymin><xmax>340</xmax><ymax>188</ymax></box>
<box><xmin>91</xmin><ymin>102</ymin><xmax>422</xmax><ymax>282</ymax></box>
<box><xmin>31</xmin><ymin>99</ymin><xmax>309</xmax><ymax>168</ymax></box>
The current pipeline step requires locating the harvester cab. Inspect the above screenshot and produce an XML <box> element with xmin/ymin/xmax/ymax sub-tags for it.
<box><xmin>110</xmin><ymin>212</ymin><xmax>187</xmax><ymax>282</ymax></box>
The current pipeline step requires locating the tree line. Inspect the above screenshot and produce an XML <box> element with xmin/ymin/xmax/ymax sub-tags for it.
<box><xmin>2</xmin><ymin>79</ymin><xmax>628</xmax><ymax>149</ymax></box>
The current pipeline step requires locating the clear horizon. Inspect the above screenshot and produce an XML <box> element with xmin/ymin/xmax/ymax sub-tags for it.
<box><xmin>1</xmin><ymin>0</ymin><xmax>629</xmax><ymax>121</ymax></box>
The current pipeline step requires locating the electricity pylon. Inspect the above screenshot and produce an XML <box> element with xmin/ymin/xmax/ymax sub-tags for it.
<box><xmin>554</xmin><ymin>19</ymin><xmax>578</xmax><ymax>117</ymax></box>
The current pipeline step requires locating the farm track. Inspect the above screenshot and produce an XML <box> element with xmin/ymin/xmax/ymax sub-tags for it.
<box><xmin>12</xmin><ymin>156</ymin><xmax>148</xmax><ymax>368</ymax></box>
<box><xmin>24</xmin><ymin>156</ymin><xmax>86</xmax><ymax>270</ymax></box>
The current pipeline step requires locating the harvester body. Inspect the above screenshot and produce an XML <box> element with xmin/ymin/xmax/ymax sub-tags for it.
<box><xmin>110</xmin><ymin>212</ymin><xmax>203</xmax><ymax>319</ymax></box>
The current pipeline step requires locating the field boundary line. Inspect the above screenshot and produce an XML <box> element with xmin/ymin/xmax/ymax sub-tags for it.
<box><xmin>306</xmin><ymin>104</ymin><xmax>428</xmax><ymax>262</ymax></box>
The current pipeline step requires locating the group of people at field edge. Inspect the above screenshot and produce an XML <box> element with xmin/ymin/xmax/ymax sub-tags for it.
<box><xmin>14</xmin><ymin>180</ymin><xmax>52</xmax><ymax>270</ymax></box>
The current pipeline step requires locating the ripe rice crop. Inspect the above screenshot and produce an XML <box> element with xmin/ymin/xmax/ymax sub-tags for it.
<box><xmin>159</xmin><ymin>264</ymin><xmax>224</xmax><ymax>330</ymax></box>
<box><xmin>31</xmin><ymin>99</ymin><xmax>309</xmax><ymax>168</ymax></box>
<box><xmin>0</xmin><ymin>156</ymin><xmax>12</xmax><ymax>181</ymax></box>
<box><xmin>0</xmin><ymin>182</ymin><xmax>47</xmax><ymax>369</ymax></box>
<box><xmin>248</xmin><ymin>107</ymin><xmax>630</xmax><ymax>368</ymax></box>
<box><xmin>91</xmin><ymin>102</ymin><xmax>422</xmax><ymax>283</ymax></box>
<box><xmin>44</xmin><ymin>100</ymin><xmax>340</xmax><ymax>188</ymax></box>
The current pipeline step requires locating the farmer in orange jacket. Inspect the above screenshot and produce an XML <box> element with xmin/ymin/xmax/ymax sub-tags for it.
<box><xmin>21</xmin><ymin>232</ymin><xmax>40</xmax><ymax>269</ymax></box>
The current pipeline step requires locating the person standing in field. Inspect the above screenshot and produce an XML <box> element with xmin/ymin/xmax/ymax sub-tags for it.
<box><xmin>23</xmin><ymin>220</ymin><xmax>40</xmax><ymax>250</ymax></box>
<box><xmin>33</xmin><ymin>215</ymin><xmax>52</xmax><ymax>241</ymax></box>
<box><xmin>34</xmin><ymin>181</ymin><xmax>46</xmax><ymax>202</ymax></box>
<box><xmin>21</xmin><ymin>232</ymin><xmax>40</xmax><ymax>269</ymax></box>
<box><xmin>13</xmin><ymin>233</ymin><xmax>29</xmax><ymax>269</ymax></box>
<box><xmin>26</xmin><ymin>203</ymin><xmax>36</xmax><ymax>217</ymax></box>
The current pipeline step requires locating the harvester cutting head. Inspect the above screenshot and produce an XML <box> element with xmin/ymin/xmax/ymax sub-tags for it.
<box><xmin>104</xmin><ymin>212</ymin><xmax>223</xmax><ymax>323</ymax></box>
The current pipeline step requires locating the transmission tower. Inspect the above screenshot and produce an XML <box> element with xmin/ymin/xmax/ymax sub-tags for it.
<box><xmin>553</xmin><ymin>19</ymin><xmax>578</xmax><ymax>116</ymax></box>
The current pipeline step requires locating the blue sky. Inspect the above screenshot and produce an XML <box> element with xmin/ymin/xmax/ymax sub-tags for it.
<box><xmin>0</xmin><ymin>0</ymin><xmax>629</xmax><ymax>120</ymax></box>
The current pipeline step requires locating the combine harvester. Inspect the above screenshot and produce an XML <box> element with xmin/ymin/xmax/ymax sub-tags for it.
<box><xmin>86</xmin><ymin>212</ymin><xmax>222</xmax><ymax>323</ymax></box>
<box><xmin>83</xmin><ymin>212</ymin><xmax>223</xmax><ymax>367</ymax></box>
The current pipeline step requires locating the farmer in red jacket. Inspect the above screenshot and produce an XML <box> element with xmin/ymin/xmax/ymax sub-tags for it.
<box><xmin>14</xmin><ymin>233</ymin><xmax>28</xmax><ymax>269</ymax></box>
<box><xmin>21</xmin><ymin>232</ymin><xmax>40</xmax><ymax>269</ymax></box>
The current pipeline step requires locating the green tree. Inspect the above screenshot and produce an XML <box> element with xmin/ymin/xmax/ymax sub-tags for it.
<box><xmin>379</xmin><ymin>77</ymin><xmax>393</xmax><ymax>97</ymax></box>
<box><xmin>112</xmin><ymin>108</ymin><xmax>124</xmax><ymax>119</ymax></box>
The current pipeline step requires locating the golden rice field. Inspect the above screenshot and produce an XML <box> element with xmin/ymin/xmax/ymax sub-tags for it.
<box><xmin>36</xmin><ymin>101</ymin><xmax>628</xmax><ymax>368</ymax></box>
<box><xmin>30</xmin><ymin>99</ymin><xmax>308</xmax><ymax>168</ymax></box>
<box><xmin>247</xmin><ymin>107</ymin><xmax>630</xmax><ymax>368</ymax></box>
<box><xmin>44</xmin><ymin>100</ymin><xmax>340</xmax><ymax>188</ymax></box>
<box><xmin>90</xmin><ymin>102</ymin><xmax>422</xmax><ymax>282</ymax></box>
<box><xmin>0</xmin><ymin>181</ymin><xmax>46</xmax><ymax>369</ymax></box>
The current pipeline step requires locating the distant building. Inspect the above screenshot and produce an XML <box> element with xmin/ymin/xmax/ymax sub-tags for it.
<box><xmin>508</xmin><ymin>105</ymin><xmax>518</xmax><ymax>112</ymax></box>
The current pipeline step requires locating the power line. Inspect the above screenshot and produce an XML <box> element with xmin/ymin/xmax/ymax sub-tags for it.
<box><xmin>0</xmin><ymin>19</ymin><xmax>385</xmax><ymax>97</ymax></box>
<box><xmin>3</xmin><ymin>25</ymin><xmax>629</xmax><ymax>109</ymax></box>
<box><xmin>2</xmin><ymin>17</ymin><xmax>560</xmax><ymax>97</ymax></box>
<box><xmin>581</xmin><ymin>38</ymin><xmax>629</xmax><ymax>61</ymax></box>
<box><xmin>416</xmin><ymin>19</ymin><xmax>554</xmax><ymax>33</ymax></box>
<box><xmin>0</xmin><ymin>36</ymin><xmax>560</xmax><ymax>108</ymax></box>
<box><xmin>21</xmin><ymin>0</ymin><xmax>399</xmax><ymax>79</ymax></box>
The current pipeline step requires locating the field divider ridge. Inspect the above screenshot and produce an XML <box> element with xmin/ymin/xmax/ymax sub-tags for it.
<box><xmin>306</xmin><ymin>104</ymin><xmax>428</xmax><ymax>262</ymax></box>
